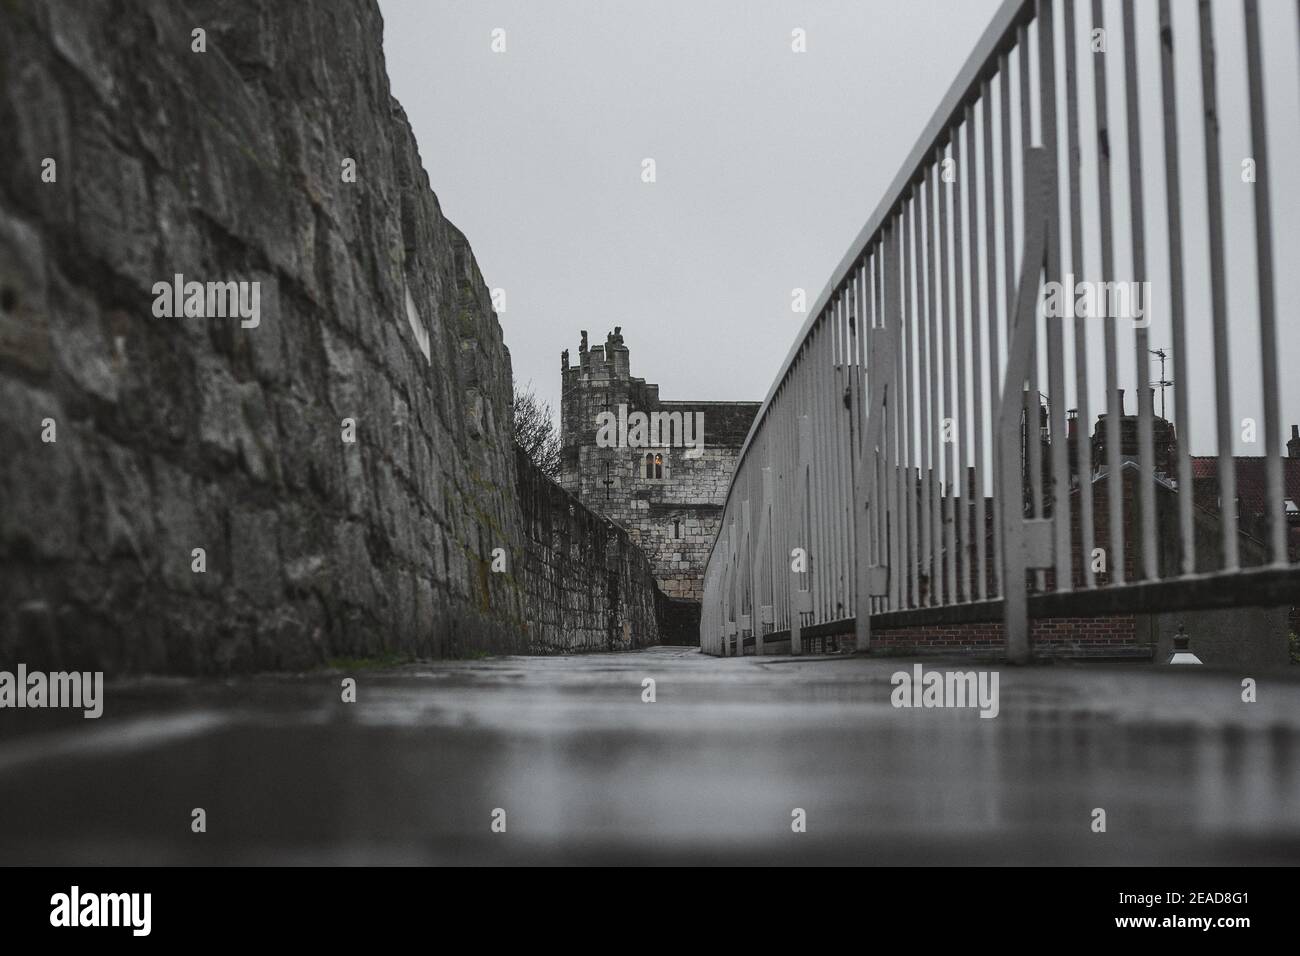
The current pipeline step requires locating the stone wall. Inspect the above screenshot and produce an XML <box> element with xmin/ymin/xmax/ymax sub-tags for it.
<box><xmin>515</xmin><ymin>448</ymin><xmax>660</xmax><ymax>653</ymax></box>
<box><xmin>0</xmin><ymin>0</ymin><xmax>537</xmax><ymax>672</ymax></box>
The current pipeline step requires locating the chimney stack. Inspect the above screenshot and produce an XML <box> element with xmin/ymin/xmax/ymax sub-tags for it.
<box><xmin>1289</xmin><ymin>424</ymin><xmax>1300</xmax><ymax>459</ymax></box>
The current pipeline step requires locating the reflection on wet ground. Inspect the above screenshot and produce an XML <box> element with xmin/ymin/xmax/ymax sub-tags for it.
<box><xmin>1</xmin><ymin>647</ymin><xmax>1297</xmax><ymax>864</ymax></box>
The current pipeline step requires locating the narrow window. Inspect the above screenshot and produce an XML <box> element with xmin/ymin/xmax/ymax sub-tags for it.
<box><xmin>673</xmin><ymin>519</ymin><xmax>681</xmax><ymax>539</ymax></box>
<box><xmin>654</xmin><ymin>453</ymin><xmax>663</xmax><ymax>480</ymax></box>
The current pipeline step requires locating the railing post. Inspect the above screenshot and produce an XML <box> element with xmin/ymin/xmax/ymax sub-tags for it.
<box><xmin>755</xmin><ymin>465</ymin><xmax>774</xmax><ymax>655</ymax></box>
<box><xmin>739</xmin><ymin>499</ymin><xmax>752</xmax><ymax>655</ymax></box>
<box><xmin>718</xmin><ymin>525</ymin><xmax>731</xmax><ymax>656</ymax></box>
<box><xmin>727</xmin><ymin>516</ymin><xmax>739</xmax><ymax>655</ymax></box>
<box><xmin>999</xmin><ymin>146</ymin><xmax>1052</xmax><ymax>665</ymax></box>
<box><xmin>857</xmin><ymin>225</ymin><xmax>899</xmax><ymax>652</ymax></box>
<box><xmin>790</xmin><ymin>415</ymin><xmax>813</xmax><ymax>655</ymax></box>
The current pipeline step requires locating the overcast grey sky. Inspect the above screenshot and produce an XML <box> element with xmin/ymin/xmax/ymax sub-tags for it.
<box><xmin>379</xmin><ymin>0</ymin><xmax>1004</xmax><ymax>410</ymax></box>
<box><xmin>381</xmin><ymin>0</ymin><xmax>1300</xmax><ymax>458</ymax></box>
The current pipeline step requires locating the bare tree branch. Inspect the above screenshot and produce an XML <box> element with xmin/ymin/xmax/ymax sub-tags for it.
<box><xmin>512</xmin><ymin>380</ymin><xmax>561</xmax><ymax>479</ymax></box>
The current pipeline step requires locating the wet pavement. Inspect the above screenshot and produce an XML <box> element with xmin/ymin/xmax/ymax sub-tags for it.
<box><xmin>1</xmin><ymin>646</ymin><xmax>1298</xmax><ymax>865</ymax></box>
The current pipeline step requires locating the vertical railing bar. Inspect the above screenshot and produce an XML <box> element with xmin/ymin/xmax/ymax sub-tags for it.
<box><xmin>1002</xmin><ymin>50</ymin><xmax>1017</xmax><ymax>348</ymax></box>
<box><xmin>852</xmin><ymin>265</ymin><xmax>863</xmax><ymax>647</ymax></box>
<box><xmin>832</xmin><ymin>295</ymin><xmax>842</xmax><ymax>621</ymax></box>
<box><xmin>868</xmin><ymin>254</ymin><xmax>878</xmax><ymax>608</ymax></box>
<box><xmin>902</xmin><ymin>198</ymin><xmax>920</xmax><ymax>608</ymax></box>
<box><xmin>890</xmin><ymin>233</ymin><xmax>906</xmax><ymax>613</ymax></box>
<box><xmin>785</xmin><ymin>357</ymin><xmax>795</xmax><ymax>641</ymax></box>
<box><xmin>966</xmin><ymin>104</ymin><xmax>985</xmax><ymax>604</ymax></box>
<box><xmin>846</xmin><ymin>284</ymin><xmax>855</xmax><ymax>616</ymax></box>
<box><xmin>857</xmin><ymin>260</ymin><xmax>868</xmax><ymax>465</ymax></box>
<box><xmin>872</xmin><ymin>277</ymin><xmax>885</xmax><ymax>617</ymax></box>
<box><xmin>1121</xmin><ymin>0</ymin><xmax>1158</xmax><ymax>584</ymax></box>
<box><xmin>927</xmin><ymin>159</ymin><xmax>945</xmax><ymax>607</ymax></box>
<box><xmin>883</xmin><ymin>256</ymin><xmax>894</xmax><ymax>621</ymax></box>
<box><xmin>825</xmin><ymin>315</ymin><xmax>838</xmax><ymax>624</ymax></box>
<box><xmin>742</xmin><ymin>493</ymin><xmax>752</xmax><ymax>652</ymax></box>
<box><xmin>1039</xmin><ymin>0</ymin><xmax>1071</xmax><ymax>593</ymax></box>
<box><xmin>790</xmin><ymin>375</ymin><xmax>798</xmax><ymax>628</ymax></box>
<box><xmin>991</xmin><ymin>69</ymin><xmax>1008</xmax><ymax>599</ymax></box>
<box><xmin>940</xmin><ymin>138</ymin><xmax>958</xmax><ymax>607</ymax></box>
<box><xmin>764</xmin><ymin>406</ymin><xmax>774</xmax><ymax>646</ymax></box>
<box><xmin>792</xmin><ymin>349</ymin><xmax>804</xmax><ymax>637</ymax></box>
<box><xmin>1000</xmin><ymin>53</ymin><xmax>1018</xmax><ymax>598</ymax></box>
<box><xmin>851</xmin><ymin>262</ymin><xmax>864</xmax><ymax>621</ymax></box>
<box><xmin>1243</xmin><ymin>0</ymin><xmax>1286</xmax><ymax>568</ymax></box>
<box><xmin>877</xmin><ymin>248</ymin><xmax>890</xmax><ymax>613</ymax></box>
<box><xmin>1020</xmin><ymin>24</ymin><xmax>1046</xmax><ymax>576</ymax></box>
<box><xmin>785</xmin><ymin>358</ymin><xmax>797</xmax><ymax>641</ymax></box>
<box><xmin>873</xmin><ymin>251</ymin><xmax>883</xmax><ymax>616</ymax></box>
<box><xmin>831</xmin><ymin>299</ymin><xmax>843</xmax><ymax>628</ymax></box>
<box><xmin>863</xmin><ymin>257</ymin><xmax>873</xmax><ymax>621</ymax></box>
<box><xmin>864</xmin><ymin>257</ymin><xmax>877</xmax><ymax>608</ymax></box>
<box><xmin>842</xmin><ymin>289</ymin><xmax>855</xmax><ymax>615</ymax></box>
<box><xmin>762</xmin><ymin>439</ymin><xmax>770</xmax><ymax>634</ymax></box>
<box><xmin>1065</xmin><ymin>0</ymin><xmax>1096</xmax><ymax>588</ymax></box>
<box><xmin>1197</xmin><ymin>0</ymin><xmax>1239</xmax><ymax>572</ymax></box>
<box><xmin>790</xmin><ymin>343</ymin><xmax>800</xmax><ymax>634</ymax></box>
<box><xmin>775</xmin><ymin>388</ymin><xmax>784</xmax><ymax>635</ymax></box>
<box><xmin>816</xmin><ymin>321</ymin><xmax>826</xmax><ymax>624</ymax></box>
<box><xmin>764</xmin><ymin>429</ymin><xmax>774</xmax><ymax>634</ymax></box>
<box><xmin>831</xmin><ymin>309</ymin><xmax>842</xmax><ymax>619</ymax></box>
<box><xmin>860</xmin><ymin>258</ymin><xmax>873</xmax><ymax>620</ymax></box>
<box><xmin>976</xmin><ymin>88</ymin><xmax>993</xmax><ymax>602</ymax></box>
<box><xmin>834</xmin><ymin>292</ymin><xmax>851</xmax><ymax>618</ymax></box>
<box><xmin>782</xmin><ymin>380</ymin><xmax>792</xmax><ymax>632</ymax></box>
<box><xmin>812</xmin><ymin>325</ymin><xmax>827</xmax><ymax>624</ymax></box>
<box><xmin>792</xmin><ymin>351</ymin><xmax>804</xmax><ymax>638</ymax></box>
<box><xmin>805</xmin><ymin>335</ymin><xmax>819</xmax><ymax>628</ymax></box>
<box><xmin>953</xmin><ymin>120</ymin><xmax>971</xmax><ymax>604</ymax></box>
<box><xmin>842</xmin><ymin>287</ymin><xmax>858</xmax><ymax>609</ymax></box>
<box><xmin>842</xmin><ymin>289</ymin><xmax>852</xmax><ymax>620</ymax></box>
<box><xmin>863</xmin><ymin>254</ymin><xmax>873</xmax><ymax>621</ymax></box>
<box><xmin>766</xmin><ymin>444</ymin><xmax>775</xmax><ymax>652</ymax></box>
<box><xmin>734</xmin><ymin>510</ymin><xmax>740</xmax><ymax>654</ymax></box>
<box><xmin>847</xmin><ymin>275</ymin><xmax>859</xmax><ymax>622</ymax></box>
<box><xmin>801</xmin><ymin>337</ymin><xmax>814</xmax><ymax>630</ymax></box>
<box><xmin>1020</xmin><ymin>22</ymin><xmax>1034</xmax><ymax>146</ymax></box>
<box><xmin>1093</xmin><ymin>0</ymin><xmax>1126</xmax><ymax>587</ymax></box>
<box><xmin>919</xmin><ymin>174</ymin><xmax>935</xmax><ymax>606</ymax></box>
<box><xmin>1157</xmin><ymin>0</ymin><xmax>1193</xmax><ymax>576</ymax></box>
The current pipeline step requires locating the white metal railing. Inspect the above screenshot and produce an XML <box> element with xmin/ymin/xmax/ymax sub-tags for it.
<box><xmin>702</xmin><ymin>0</ymin><xmax>1300</xmax><ymax>659</ymax></box>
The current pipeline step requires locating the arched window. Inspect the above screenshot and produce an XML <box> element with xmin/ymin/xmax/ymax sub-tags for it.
<box><xmin>642</xmin><ymin>451</ymin><xmax>666</xmax><ymax>480</ymax></box>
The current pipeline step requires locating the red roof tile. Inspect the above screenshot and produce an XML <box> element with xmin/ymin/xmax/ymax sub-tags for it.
<box><xmin>1189</xmin><ymin>456</ymin><xmax>1300</xmax><ymax>514</ymax></box>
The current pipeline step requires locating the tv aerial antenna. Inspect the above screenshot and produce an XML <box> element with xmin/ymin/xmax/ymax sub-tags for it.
<box><xmin>1150</xmin><ymin>348</ymin><xmax>1173</xmax><ymax>420</ymax></box>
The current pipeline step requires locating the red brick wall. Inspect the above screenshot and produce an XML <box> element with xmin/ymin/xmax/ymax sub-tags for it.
<box><xmin>868</xmin><ymin>615</ymin><xmax>1137</xmax><ymax>656</ymax></box>
<box><xmin>783</xmin><ymin>615</ymin><xmax>1143</xmax><ymax>658</ymax></box>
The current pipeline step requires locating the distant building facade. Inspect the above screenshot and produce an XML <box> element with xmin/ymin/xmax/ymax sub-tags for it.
<box><xmin>559</xmin><ymin>329</ymin><xmax>759</xmax><ymax>609</ymax></box>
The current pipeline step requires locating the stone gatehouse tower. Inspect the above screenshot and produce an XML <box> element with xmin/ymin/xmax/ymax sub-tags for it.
<box><xmin>559</xmin><ymin>329</ymin><xmax>759</xmax><ymax>609</ymax></box>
